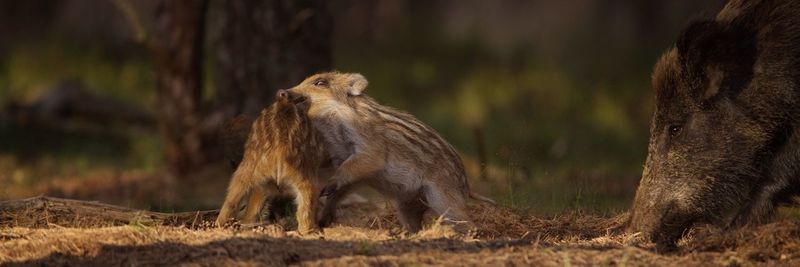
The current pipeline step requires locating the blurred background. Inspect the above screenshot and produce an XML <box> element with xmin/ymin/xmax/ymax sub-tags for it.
<box><xmin>0</xmin><ymin>0</ymin><xmax>725</xmax><ymax>214</ymax></box>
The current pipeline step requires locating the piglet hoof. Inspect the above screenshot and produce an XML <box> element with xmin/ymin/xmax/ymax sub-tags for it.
<box><xmin>318</xmin><ymin>213</ymin><xmax>335</xmax><ymax>228</ymax></box>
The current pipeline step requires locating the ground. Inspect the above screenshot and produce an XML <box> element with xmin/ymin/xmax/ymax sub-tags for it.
<box><xmin>1</xmin><ymin>201</ymin><xmax>799</xmax><ymax>266</ymax></box>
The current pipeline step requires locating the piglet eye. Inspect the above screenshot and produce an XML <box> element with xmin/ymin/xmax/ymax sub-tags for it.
<box><xmin>313</xmin><ymin>79</ymin><xmax>328</xmax><ymax>87</ymax></box>
<box><xmin>668</xmin><ymin>125</ymin><xmax>682</xmax><ymax>137</ymax></box>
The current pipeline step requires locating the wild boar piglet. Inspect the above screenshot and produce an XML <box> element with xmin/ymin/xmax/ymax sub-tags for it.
<box><xmin>285</xmin><ymin>72</ymin><xmax>495</xmax><ymax>232</ymax></box>
<box><xmin>216</xmin><ymin>90</ymin><xmax>326</xmax><ymax>234</ymax></box>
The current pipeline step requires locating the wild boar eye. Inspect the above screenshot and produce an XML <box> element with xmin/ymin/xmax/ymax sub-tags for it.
<box><xmin>668</xmin><ymin>125</ymin><xmax>682</xmax><ymax>137</ymax></box>
<box><xmin>313</xmin><ymin>79</ymin><xmax>328</xmax><ymax>87</ymax></box>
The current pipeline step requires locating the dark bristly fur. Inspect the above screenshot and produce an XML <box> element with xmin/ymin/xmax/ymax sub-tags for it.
<box><xmin>629</xmin><ymin>0</ymin><xmax>800</xmax><ymax>250</ymax></box>
<box><xmin>216</xmin><ymin>91</ymin><xmax>326</xmax><ymax>234</ymax></box>
<box><xmin>221</xmin><ymin>114</ymin><xmax>253</xmax><ymax>169</ymax></box>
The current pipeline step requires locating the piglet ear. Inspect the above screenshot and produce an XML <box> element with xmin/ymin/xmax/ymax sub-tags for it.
<box><xmin>347</xmin><ymin>73</ymin><xmax>368</xmax><ymax>96</ymax></box>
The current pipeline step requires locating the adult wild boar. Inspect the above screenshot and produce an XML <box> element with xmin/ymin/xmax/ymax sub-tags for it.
<box><xmin>629</xmin><ymin>0</ymin><xmax>800</xmax><ymax>248</ymax></box>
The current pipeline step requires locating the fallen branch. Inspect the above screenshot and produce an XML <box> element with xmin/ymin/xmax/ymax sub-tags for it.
<box><xmin>0</xmin><ymin>196</ymin><xmax>218</xmax><ymax>228</ymax></box>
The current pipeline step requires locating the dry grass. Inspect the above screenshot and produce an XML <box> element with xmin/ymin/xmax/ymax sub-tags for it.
<box><xmin>2</xmin><ymin>200</ymin><xmax>800</xmax><ymax>266</ymax></box>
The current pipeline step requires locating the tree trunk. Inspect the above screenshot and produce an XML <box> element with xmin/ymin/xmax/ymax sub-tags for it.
<box><xmin>211</xmin><ymin>0</ymin><xmax>332</xmax><ymax>117</ymax></box>
<box><xmin>152</xmin><ymin>0</ymin><xmax>209</xmax><ymax>177</ymax></box>
<box><xmin>150</xmin><ymin>0</ymin><xmax>332</xmax><ymax>178</ymax></box>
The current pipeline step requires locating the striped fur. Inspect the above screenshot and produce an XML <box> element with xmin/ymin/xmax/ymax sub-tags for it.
<box><xmin>287</xmin><ymin>72</ymin><xmax>493</xmax><ymax>232</ymax></box>
<box><xmin>216</xmin><ymin>92</ymin><xmax>326</xmax><ymax>234</ymax></box>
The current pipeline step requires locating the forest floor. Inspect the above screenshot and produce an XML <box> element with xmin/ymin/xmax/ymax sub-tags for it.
<box><xmin>2</xmin><ymin>200</ymin><xmax>800</xmax><ymax>266</ymax></box>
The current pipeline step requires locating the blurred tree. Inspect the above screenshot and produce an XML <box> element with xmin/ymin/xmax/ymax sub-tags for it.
<box><xmin>147</xmin><ymin>0</ymin><xmax>332</xmax><ymax>177</ymax></box>
<box><xmin>152</xmin><ymin>0</ymin><xmax>209</xmax><ymax>177</ymax></box>
<box><xmin>0</xmin><ymin>1</ymin><xmax>60</xmax><ymax>57</ymax></box>
<box><xmin>211</xmin><ymin>0</ymin><xmax>332</xmax><ymax>117</ymax></box>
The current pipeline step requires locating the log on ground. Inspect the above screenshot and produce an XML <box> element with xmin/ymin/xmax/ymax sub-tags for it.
<box><xmin>0</xmin><ymin>196</ymin><xmax>218</xmax><ymax>228</ymax></box>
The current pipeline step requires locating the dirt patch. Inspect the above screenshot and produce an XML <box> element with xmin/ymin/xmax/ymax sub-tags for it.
<box><xmin>1</xmin><ymin>203</ymin><xmax>799</xmax><ymax>266</ymax></box>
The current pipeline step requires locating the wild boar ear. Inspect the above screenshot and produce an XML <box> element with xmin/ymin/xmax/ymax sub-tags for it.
<box><xmin>346</xmin><ymin>73</ymin><xmax>368</xmax><ymax>96</ymax></box>
<box><xmin>676</xmin><ymin>20</ymin><xmax>722</xmax><ymax>71</ymax></box>
<box><xmin>677</xmin><ymin>20</ymin><xmax>756</xmax><ymax>103</ymax></box>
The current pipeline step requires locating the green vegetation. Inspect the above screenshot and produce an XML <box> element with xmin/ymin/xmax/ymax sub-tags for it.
<box><xmin>0</xmin><ymin>2</ymin><xmax>716</xmax><ymax>213</ymax></box>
